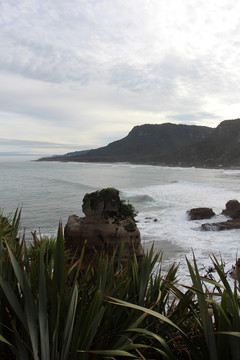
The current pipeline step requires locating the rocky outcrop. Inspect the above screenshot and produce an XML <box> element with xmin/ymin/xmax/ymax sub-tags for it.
<box><xmin>221</xmin><ymin>200</ymin><xmax>240</xmax><ymax>219</ymax></box>
<box><xmin>187</xmin><ymin>199</ymin><xmax>240</xmax><ymax>231</ymax></box>
<box><xmin>64</xmin><ymin>188</ymin><xmax>143</xmax><ymax>267</ymax></box>
<box><xmin>197</xmin><ymin>199</ymin><xmax>240</xmax><ymax>231</ymax></box>
<box><xmin>187</xmin><ymin>208</ymin><xmax>215</xmax><ymax>220</ymax></box>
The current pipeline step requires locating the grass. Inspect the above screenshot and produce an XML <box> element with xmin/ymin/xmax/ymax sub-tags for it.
<box><xmin>0</xmin><ymin>209</ymin><xmax>240</xmax><ymax>359</ymax></box>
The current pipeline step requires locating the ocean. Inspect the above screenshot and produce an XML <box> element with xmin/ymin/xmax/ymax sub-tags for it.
<box><xmin>1</xmin><ymin>160</ymin><xmax>240</xmax><ymax>282</ymax></box>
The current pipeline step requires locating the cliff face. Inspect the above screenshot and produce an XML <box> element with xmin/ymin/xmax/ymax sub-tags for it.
<box><xmin>180</xmin><ymin>119</ymin><xmax>240</xmax><ymax>167</ymax></box>
<box><xmin>101</xmin><ymin>123</ymin><xmax>212</xmax><ymax>163</ymax></box>
<box><xmin>39</xmin><ymin>119</ymin><xmax>240</xmax><ymax>167</ymax></box>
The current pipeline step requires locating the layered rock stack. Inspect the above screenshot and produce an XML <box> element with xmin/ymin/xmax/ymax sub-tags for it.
<box><xmin>64</xmin><ymin>188</ymin><xmax>143</xmax><ymax>267</ymax></box>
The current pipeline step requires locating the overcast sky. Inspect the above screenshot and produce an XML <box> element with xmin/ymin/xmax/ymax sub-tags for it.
<box><xmin>1</xmin><ymin>0</ymin><xmax>240</xmax><ymax>158</ymax></box>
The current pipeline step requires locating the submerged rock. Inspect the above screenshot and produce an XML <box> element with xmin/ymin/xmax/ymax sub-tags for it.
<box><xmin>64</xmin><ymin>188</ymin><xmax>143</xmax><ymax>267</ymax></box>
<box><xmin>187</xmin><ymin>207</ymin><xmax>215</xmax><ymax>220</ymax></box>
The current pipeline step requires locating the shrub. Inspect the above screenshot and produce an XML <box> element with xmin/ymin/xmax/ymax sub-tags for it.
<box><xmin>0</xmin><ymin>209</ymin><xmax>239</xmax><ymax>359</ymax></box>
<box><xmin>83</xmin><ymin>187</ymin><xmax>138</xmax><ymax>219</ymax></box>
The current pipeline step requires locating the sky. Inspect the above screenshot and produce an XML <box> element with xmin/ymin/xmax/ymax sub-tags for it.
<box><xmin>1</xmin><ymin>0</ymin><xmax>240</xmax><ymax>158</ymax></box>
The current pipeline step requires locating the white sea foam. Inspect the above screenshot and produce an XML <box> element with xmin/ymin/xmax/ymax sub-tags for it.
<box><xmin>125</xmin><ymin>180</ymin><xmax>240</xmax><ymax>283</ymax></box>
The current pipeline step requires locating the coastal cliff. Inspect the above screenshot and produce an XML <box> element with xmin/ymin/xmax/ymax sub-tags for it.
<box><xmin>39</xmin><ymin>118</ymin><xmax>240</xmax><ymax>167</ymax></box>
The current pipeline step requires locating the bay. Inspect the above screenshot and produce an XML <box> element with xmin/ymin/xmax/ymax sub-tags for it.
<box><xmin>1</xmin><ymin>160</ymin><xmax>240</xmax><ymax>282</ymax></box>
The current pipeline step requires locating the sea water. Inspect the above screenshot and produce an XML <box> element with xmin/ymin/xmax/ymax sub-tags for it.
<box><xmin>1</xmin><ymin>160</ymin><xmax>240</xmax><ymax>282</ymax></box>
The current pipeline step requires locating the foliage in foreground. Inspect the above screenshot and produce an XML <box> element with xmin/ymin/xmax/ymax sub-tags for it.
<box><xmin>0</xmin><ymin>209</ymin><xmax>240</xmax><ymax>360</ymax></box>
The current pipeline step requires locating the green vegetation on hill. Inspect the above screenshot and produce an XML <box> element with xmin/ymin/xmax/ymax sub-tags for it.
<box><xmin>83</xmin><ymin>187</ymin><xmax>138</xmax><ymax>219</ymax></box>
<box><xmin>0</xmin><ymin>208</ymin><xmax>240</xmax><ymax>359</ymax></box>
<box><xmin>181</xmin><ymin>118</ymin><xmax>240</xmax><ymax>166</ymax></box>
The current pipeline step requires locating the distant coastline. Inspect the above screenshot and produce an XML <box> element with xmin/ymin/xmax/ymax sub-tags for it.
<box><xmin>36</xmin><ymin>158</ymin><xmax>240</xmax><ymax>171</ymax></box>
<box><xmin>37</xmin><ymin>119</ymin><xmax>240</xmax><ymax>168</ymax></box>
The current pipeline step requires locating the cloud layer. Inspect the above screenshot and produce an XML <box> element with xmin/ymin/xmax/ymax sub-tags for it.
<box><xmin>1</xmin><ymin>0</ymin><xmax>240</xmax><ymax>156</ymax></box>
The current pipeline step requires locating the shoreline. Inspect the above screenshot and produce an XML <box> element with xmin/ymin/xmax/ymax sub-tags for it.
<box><xmin>36</xmin><ymin>158</ymin><xmax>240</xmax><ymax>171</ymax></box>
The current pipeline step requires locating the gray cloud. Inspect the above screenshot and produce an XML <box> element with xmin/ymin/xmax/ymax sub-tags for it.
<box><xmin>169</xmin><ymin>112</ymin><xmax>219</xmax><ymax>124</ymax></box>
<box><xmin>0</xmin><ymin>1</ymin><xmax>102</xmax><ymax>84</ymax></box>
<box><xmin>0</xmin><ymin>138</ymin><xmax>80</xmax><ymax>149</ymax></box>
<box><xmin>1</xmin><ymin>0</ymin><xmax>240</xmax><ymax>155</ymax></box>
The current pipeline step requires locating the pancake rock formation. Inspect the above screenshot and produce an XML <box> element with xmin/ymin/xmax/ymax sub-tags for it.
<box><xmin>64</xmin><ymin>188</ymin><xmax>143</xmax><ymax>266</ymax></box>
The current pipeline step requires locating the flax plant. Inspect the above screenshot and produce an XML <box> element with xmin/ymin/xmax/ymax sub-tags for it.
<box><xmin>0</xmin><ymin>209</ymin><xmax>178</xmax><ymax>359</ymax></box>
<box><xmin>1</xmin><ymin>208</ymin><xmax>240</xmax><ymax>360</ymax></box>
<box><xmin>181</xmin><ymin>254</ymin><xmax>240</xmax><ymax>360</ymax></box>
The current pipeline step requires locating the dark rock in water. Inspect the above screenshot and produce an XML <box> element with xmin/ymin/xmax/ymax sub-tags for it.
<box><xmin>192</xmin><ymin>199</ymin><xmax>240</xmax><ymax>231</ymax></box>
<box><xmin>187</xmin><ymin>207</ymin><xmax>215</xmax><ymax>220</ymax></box>
<box><xmin>201</xmin><ymin>218</ymin><xmax>240</xmax><ymax>231</ymax></box>
<box><xmin>222</xmin><ymin>199</ymin><xmax>240</xmax><ymax>219</ymax></box>
<box><xmin>145</xmin><ymin>217</ymin><xmax>158</xmax><ymax>222</ymax></box>
<box><xmin>64</xmin><ymin>188</ymin><xmax>143</xmax><ymax>267</ymax></box>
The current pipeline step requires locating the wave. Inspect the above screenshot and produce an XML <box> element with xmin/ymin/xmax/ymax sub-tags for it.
<box><xmin>222</xmin><ymin>169</ymin><xmax>240</xmax><ymax>176</ymax></box>
<box><xmin>34</xmin><ymin>176</ymin><xmax>96</xmax><ymax>192</ymax></box>
<box><xmin>127</xmin><ymin>194</ymin><xmax>155</xmax><ymax>204</ymax></box>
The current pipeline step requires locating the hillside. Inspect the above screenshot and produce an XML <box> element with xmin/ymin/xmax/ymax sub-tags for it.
<box><xmin>39</xmin><ymin>119</ymin><xmax>240</xmax><ymax>167</ymax></box>
<box><xmin>179</xmin><ymin>119</ymin><xmax>240</xmax><ymax>167</ymax></box>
